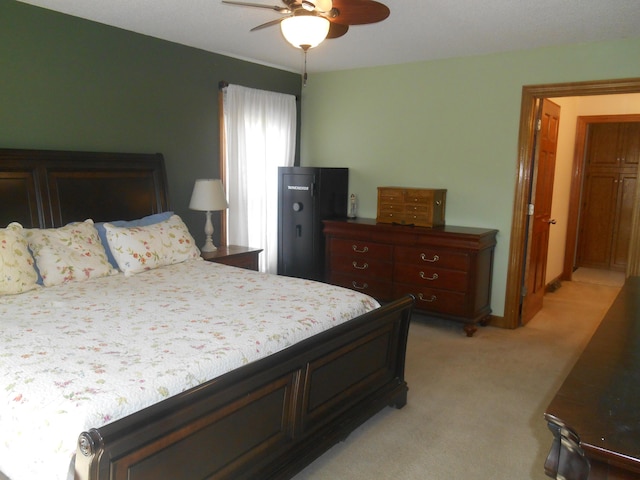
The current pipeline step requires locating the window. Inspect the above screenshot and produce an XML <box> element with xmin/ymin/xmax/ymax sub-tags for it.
<box><xmin>220</xmin><ymin>84</ymin><xmax>297</xmax><ymax>273</ymax></box>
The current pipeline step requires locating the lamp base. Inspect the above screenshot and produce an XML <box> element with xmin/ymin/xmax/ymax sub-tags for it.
<box><xmin>200</xmin><ymin>211</ymin><xmax>217</xmax><ymax>253</ymax></box>
<box><xmin>200</xmin><ymin>239</ymin><xmax>217</xmax><ymax>253</ymax></box>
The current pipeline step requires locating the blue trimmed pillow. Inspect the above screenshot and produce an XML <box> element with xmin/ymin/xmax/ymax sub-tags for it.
<box><xmin>104</xmin><ymin>214</ymin><xmax>200</xmax><ymax>276</ymax></box>
<box><xmin>25</xmin><ymin>219</ymin><xmax>115</xmax><ymax>287</ymax></box>
<box><xmin>95</xmin><ymin>211</ymin><xmax>173</xmax><ymax>268</ymax></box>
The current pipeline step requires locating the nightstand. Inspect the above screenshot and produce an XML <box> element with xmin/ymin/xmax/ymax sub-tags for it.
<box><xmin>201</xmin><ymin>245</ymin><xmax>262</xmax><ymax>271</ymax></box>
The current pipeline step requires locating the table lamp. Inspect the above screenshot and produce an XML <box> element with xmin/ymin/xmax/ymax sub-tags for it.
<box><xmin>189</xmin><ymin>179</ymin><xmax>228</xmax><ymax>252</ymax></box>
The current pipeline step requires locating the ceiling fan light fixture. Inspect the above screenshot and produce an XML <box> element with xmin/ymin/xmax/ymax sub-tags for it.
<box><xmin>280</xmin><ymin>14</ymin><xmax>330</xmax><ymax>49</ymax></box>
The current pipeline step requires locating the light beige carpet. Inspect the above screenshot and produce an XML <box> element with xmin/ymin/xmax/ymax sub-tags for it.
<box><xmin>572</xmin><ymin>267</ymin><xmax>625</xmax><ymax>287</ymax></box>
<box><xmin>293</xmin><ymin>280</ymin><xmax>621</xmax><ymax>479</ymax></box>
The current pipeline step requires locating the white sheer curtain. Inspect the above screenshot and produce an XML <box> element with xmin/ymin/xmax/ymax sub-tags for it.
<box><xmin>222</xmin><ymin>84</ymin><xmax>296</xmax><ymax>273</ymax></box>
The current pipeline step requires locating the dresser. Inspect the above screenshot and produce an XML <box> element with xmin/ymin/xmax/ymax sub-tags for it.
<box><xmin>323</xmin><ymin>219</ymin><xmax>497</xmax><ymax>336</ymax></box>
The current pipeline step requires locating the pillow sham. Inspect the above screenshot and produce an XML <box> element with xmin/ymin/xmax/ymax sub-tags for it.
<box><xmin>104</xmin><ymin>214</ymin><xmax>200</xmax><ymax>276</ymax></box>
<box><xmin>95</xmin><ymin>211</ymin><xmax>174</xmax><ymax>268</ymax></box>
<box><xmin>26</xmin><ymin>219</ymin><xmax>115</xmax><ymax>287</ymax></box>
<box><xmin>0</xmin><ymin>222</ymin><xmax>38</xmax><ymax>295</ymax></box>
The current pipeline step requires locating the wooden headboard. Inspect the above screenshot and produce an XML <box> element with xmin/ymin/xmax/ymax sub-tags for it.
<box><xmin>0</xmin><ymin>148</ymin><xmax>170</xmax><ymax>228</ymax></box>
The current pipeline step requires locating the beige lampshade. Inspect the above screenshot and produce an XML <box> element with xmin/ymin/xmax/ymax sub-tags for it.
<box><xmin>280</xmin><ymin>14</ymin><xmax>330</xmax><ymax>49</ymax></box>
<box><xmin>189</xmin><ymin>179</ymin><xmax>228</xmax><ymax>212</ymax></box>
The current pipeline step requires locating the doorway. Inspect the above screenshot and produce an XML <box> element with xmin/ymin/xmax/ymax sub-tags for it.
<box><xmin>500</xmin><ymin>78</ymin><xmax>640</xmax><ymax>330</ymax></box>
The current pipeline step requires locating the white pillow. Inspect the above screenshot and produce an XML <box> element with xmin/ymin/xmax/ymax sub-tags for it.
<box><xmin>104</xmin><ymin>214</ymin><xmax>200</xmax><ymax>276</ymax></box>
<box><xmin>0</xmin><ymin>222</ymin><xmax>38</xmax><ymax>295</ymax></box>
<box><xmin>26</xmin><ymin>219</ymin><xmax>115</xmax><ymax>287</ymax></box>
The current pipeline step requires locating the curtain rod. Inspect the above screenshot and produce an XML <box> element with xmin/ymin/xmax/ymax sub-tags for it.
<box><xmin>218</xmin><ymin>80</ymin><xmax>299</xmax><ymax>101</ymax></box>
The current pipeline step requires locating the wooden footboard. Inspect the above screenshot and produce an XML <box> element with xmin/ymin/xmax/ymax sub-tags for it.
<box><xmin>74</xmin><ymin>295</ymin><xmax>414</xmax><ymax>480</ymax></box>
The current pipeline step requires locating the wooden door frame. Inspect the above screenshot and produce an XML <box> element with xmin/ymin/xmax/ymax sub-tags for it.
<box><xmin>500</xmin><ymin>77</ymin><xmax>640</xmax><ymax>330</ymax></box>
<box><xmin>564</xmin><ymin>114</ymin><xmax>640</xmax><ymax>278</ymax></box>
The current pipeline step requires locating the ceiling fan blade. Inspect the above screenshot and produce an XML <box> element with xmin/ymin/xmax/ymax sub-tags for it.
<box><xmin>222</xmin><ymin>0</ymin><xmax>290</xmax><ymax>13</ymax></box>
<box><xmin>326</xmin><ymin>22</ymin><xmax>349</xmax><ymax>39</ymax></box>
<box><xmin>250</xmin><ymin>17</ymin><xmax>289</xmax><ymax>31</ymax></box>
<box><xmin>330</xmin><ymin>0</ymin><xmax>389</xmax><ymax>25</ymax></box>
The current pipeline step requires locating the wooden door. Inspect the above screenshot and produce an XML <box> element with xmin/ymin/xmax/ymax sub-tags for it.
<box><xmin>577</xmin><ymin>171</ymin><xmax>619</xmax><ymax>268</ymax></box>
<box><xmin>611</xmin><ymin>172</ymin><xmax>636</xmax><ymax>269</ymax></box>
<box><xmin>521</xmin><ymin>99</ymin><xmax>560</xmax><ymax>325</ymax></box>
<box><xmin>577</xmin><ymin>121</ymin><xmax>640</xmax><ymax>271</ymax></box>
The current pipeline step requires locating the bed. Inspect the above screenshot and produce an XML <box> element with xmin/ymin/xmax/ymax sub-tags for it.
<box><xmin>0</xmin><ymin>148</ymin><xmax>414</xmax><ymax>480</ymax></box>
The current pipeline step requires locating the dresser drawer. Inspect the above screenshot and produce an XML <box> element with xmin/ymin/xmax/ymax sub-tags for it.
<box><xmin>377</xmin><ymin>187</ymin><xmax>405</xmax><ymax>203</ymax></box>
<box><xmin>329</xmin><ymin>238</ymin><xmax>393</xmax><ymax>261</ymax></box>
<box><xmin>330</xmin><ymin>255</ymin><xmax>393</xmax><ymax>277</ymax></box>
<box><xmin>394</xmin><ymin>284</ymin><xmax>467</xmax><ymax>317</ymax></box>
<box><xmin>400</xmin><ymin>211</ymin><xmax>432</xmax><ymax>226</ymax></box>
<box><xmin>394</xmin><ymin>246</ymin><xmax>470</xmax><ymax>271</ymax></box>
<box><xmin>377</xmin><ymin>210</ymin><xmax>408</xmax><ymax>224</ymax></box>
<box><xmin>393</xmin><ymin>264</ymin><xmax>468</xmax><ymax>292</ymax></box>
<box><xmin>331</xmin><ymin>272</ymin><xmax>393</xmax><ymax>301</ymax></box>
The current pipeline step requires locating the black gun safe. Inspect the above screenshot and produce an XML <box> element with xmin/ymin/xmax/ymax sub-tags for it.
<box><xmin>278</xmin><ymin>167</ymin><xmax>348</xmax><ymax>281</ymax></box>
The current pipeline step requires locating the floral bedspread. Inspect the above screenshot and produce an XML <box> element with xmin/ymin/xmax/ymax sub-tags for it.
<box><xmin>0</xmin><ymin>260</ymin><xmax>379</xmax><ymax>480</ymax></box>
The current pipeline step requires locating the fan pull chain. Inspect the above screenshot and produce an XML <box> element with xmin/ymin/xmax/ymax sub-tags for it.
<box><xmin>303</xmin><ymin>50</ymin><xmax>308</xmax><ymax>86</ymax></box>
<box><xmin>301</xmin><ymin>45</ymin><xmax>310</xmax><ymax>87</ymax></box>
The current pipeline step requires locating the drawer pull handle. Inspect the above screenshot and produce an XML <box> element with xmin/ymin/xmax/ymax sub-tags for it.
<box><xmin>420</xmin><ymin>253</ymin><xmax>439</xmax><ymax>263</ymax></box>
<box><xmin>419</xmin><ymin>272</ymin><xmax>438</xmax><ymax>281</ymax></box>
<box><xmin>352</xmin><ymin>261</ymin><xmax>369</xmax><ymax>270</ymax></box>
<box><xmin>418</xmin><ymin>293</ymin><xmax>437</xmax><ymax>303</ymax></box>
<box><xmin>352</xmin><ymin>281</ymin><xmax>368</xmax><ymax>290</ymax></box>
<box><xmin>352</xmin><ymin>245</ymin><xmax>369</xmax><ymax>253</ymax></box>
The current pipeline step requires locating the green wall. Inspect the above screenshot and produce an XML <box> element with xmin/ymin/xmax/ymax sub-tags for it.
<box><xmin>300</xmin><ymin>37</ymin><xmax>640</xmax><ymax>317</ymax></box>
<box><xmin>0</xmin><ymin>0</ymin><xmax>301</xmax><ymax>243</ymax></box>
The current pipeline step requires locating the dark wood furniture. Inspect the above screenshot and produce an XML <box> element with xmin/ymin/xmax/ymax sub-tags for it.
<box><xmin>0</xmin><ymin>148</ymin><xmax>415</xmax><ymax>480</ymax></box>
<box><xmin>0</xmin><ymin>149</ymin><xmax>169</xmax><ymax>228</ymax></box>
<box><xmin>323</xmin><ymin>218</ymin><xmax>497</xmax><ymax>336</ymax></box>
<box><xmin>544</xmin><ymin>277</ymin><xmax>640</xmax><ymax>480</ymax></box>
<box><xmin>201</xmin><ymin>245</ymin><xmax>262</xmax><ymax>271</ymax></box>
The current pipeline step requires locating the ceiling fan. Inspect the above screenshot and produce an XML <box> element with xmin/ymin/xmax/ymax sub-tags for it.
<box><xmin>222</xmin><ymin>0</ymin><xmax>390</xmax><ymax>50</ymax></box>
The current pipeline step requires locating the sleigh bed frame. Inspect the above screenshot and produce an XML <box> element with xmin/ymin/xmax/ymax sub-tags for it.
<box><xmin>0</xmin><ymin>148</ymin><xmax>414</xmax><ymax>480</ymax></box>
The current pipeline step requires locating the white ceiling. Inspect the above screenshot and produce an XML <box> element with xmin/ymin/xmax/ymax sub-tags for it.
<box><xmin>17</xmin><ymin>0</ymin><xmax>640</xmax><ymax>74</ymax></box>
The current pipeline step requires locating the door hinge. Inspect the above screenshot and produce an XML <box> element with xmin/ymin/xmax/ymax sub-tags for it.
<box><xmin>528</xmin><ymin>203</ymin><xmax>534</xmax><ymax>216</ymax></box>
<box><xmin>536</xmin><ymin>119</ymin><xmax>542</xmax><ymax>131</ymax></box>
<box><xmin>521</xmin><ymin>285</ymin><xmax>528</xmax><ymax>297</ymax></box>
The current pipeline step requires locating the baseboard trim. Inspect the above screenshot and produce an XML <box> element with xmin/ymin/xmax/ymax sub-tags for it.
<box><xmin>487</xmin><ymin>314</ymin><xmax>510</xmax><ymax>329</ymax></box>
<box><xmin>546</xmin><ymin>275</ymin><xmax>562</xmax><ymax>293</ymax></box>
